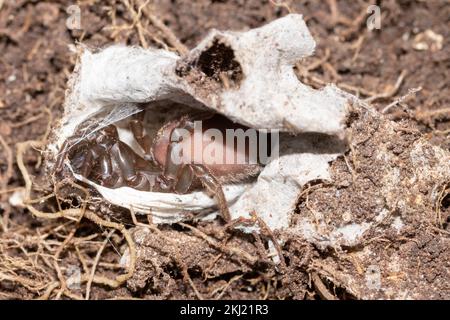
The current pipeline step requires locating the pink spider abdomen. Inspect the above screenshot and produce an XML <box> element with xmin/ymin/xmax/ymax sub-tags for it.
<box><xmin>152</xmin><ymin>115</ymin><xmax>260</xmax><ymax>179</ymax></box>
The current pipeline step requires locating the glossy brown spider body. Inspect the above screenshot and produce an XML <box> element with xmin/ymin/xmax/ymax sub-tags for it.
<box><xmin>56</xmin><ymin>112</ymin><xmax>265</xmax><ymax>221</ymax></box>
<box><xmin>55</xmin><ymin>125</ymin><xmax>165</xmax><ymax>192</ymax></box>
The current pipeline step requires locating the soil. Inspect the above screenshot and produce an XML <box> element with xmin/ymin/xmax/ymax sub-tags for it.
<box><xmin>0</xmin><ymin>0</ymin><xmax>449</xmax><ymax>300</ymax></box>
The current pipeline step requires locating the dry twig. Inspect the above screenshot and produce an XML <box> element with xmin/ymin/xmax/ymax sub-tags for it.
<box><xmin>365</xmin><ymin>70</ymin><xmax>407</xmax><ymax>103</ymax></box>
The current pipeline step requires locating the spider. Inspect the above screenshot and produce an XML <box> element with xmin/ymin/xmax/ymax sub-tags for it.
<box><xmin>56</xmin><ymin>112</ymin><xmax>266</xmax><ymax>221</ymax></box>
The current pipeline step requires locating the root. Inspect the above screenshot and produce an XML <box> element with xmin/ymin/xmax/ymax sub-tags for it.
<box><xmin>107</xmin><ymin>0</ymin><xmax>186</xmax><ymax>54</ymax></box>
<box><xmin>52</xmin><ymin>227</ymin><xmax>77</xmax><ymax>299</ymax></box>
<box><xmin>79</xmin><ymin>210</ymin><xmax>136</xmax><ymax>289</ymax></box>
<box><xmin>37</xmin><ymin>282</ymin><xmax>60</xmax><ymax>300</ymax></box>
<box><xmin>0</xmin><ymin>272</ymin><xmax>49</xmax><ymax>292</ymax></box>
<box><xmin>415</xmin><ymin>107</ymin><xmax>450</xmax><ymax>122</ymax></box>
<box><xmin>296</xmin><ymin>48</ymin><xmax>331</xmax><ymax>80</ymax></box>
<box><xmin>327</xmin><ymin>0</ymin><xmax>353</xmax><ymax>27</ymax></box>
<box><xmin>0</xmin><ymin>134</ymin><xmax>13</xmax><ymax>230</ymax></box>
<box><xmin>15</xmin><ymin>140</ymin><xmax>137</xmax><ymax>297</ymax></box>
<box><xmin>365</xmin><ymin>70</ymin><xmax>407</xmax><ymax>103</ymax></box>
<box><xmin>0</xmin><ymin>134</ymin><xmax>13</xmax><ymax>191</ymax></box>
<box><xmin>382</xmin><ymin>87</ymin><xmax>422</xmax><ymax>114</ymax></box>
<box><xmin>311</xmin><ymin>272</ymin><xmax>337</xmax><ymax>300</ymax></box>
<box><xmin>250</xmin><ymin>211</ymin><xmax>287</xmax><ymax>268</ymax></box>
<box><xmin>137</xmin><ymin>0</ymin><xmax>188</xmax><ymax>55</ymax></box>
<box><xmin>85</xmin><ymin>229</ymin><xmax>115</xmax><ymax>300</ymax></box>
<box><xmin>179</xmin><ymin>222</ymin><xmax>258</xmax><ymax>266</ymax></box>
<box><xmin>343</xmin><ymin>154</ymin><xmax>357</xmax><ymax>184</ymax></box>
<box><xmin>351</xmin><ymin>35</ymin><xmax>365</xmax><ymax>61</ymax></box>
<box><xmin>9</xmin><ymin>113</ymin><xmax>45</xmax><ymax>129</ymax></box>
<box><xmin>269</xmin><ymin>0</ymin><xmax>293</xmax><ymax>14</ymax></box>
<box><xmin>121</xmin><ymin>0</ymin><xmax>150</xmax><ymax>48</ymax></box>
<box><xmin>435</xmin><ymin>184</ymin><xmax>449</xmax><ymax>228</ymax></box>
<box><xmin>212</xmin><ymin>274</ymin><xmax>243</xmax><ymax>300</ymax></box>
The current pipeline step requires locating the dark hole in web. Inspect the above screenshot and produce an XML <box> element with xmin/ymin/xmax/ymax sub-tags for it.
<box><xmin>195</xmin><ymin>38</ymin><xmax>244</xmax><ymax>87</ymax></box>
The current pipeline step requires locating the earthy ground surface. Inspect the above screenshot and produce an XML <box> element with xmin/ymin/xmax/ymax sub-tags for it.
<box><xmin>0</xmin><ymin>0</ymin><xmax>449</xmax><ymax>299</ymax></box>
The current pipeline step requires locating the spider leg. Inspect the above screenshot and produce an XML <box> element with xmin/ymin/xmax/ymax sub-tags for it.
<box><xmin>111</xmin><ymin>142</ymin><xmax>138</xmax><ymax>179</ymax></box>
<box><xmin>78</xmin><ymin>149</ymin><xmax>95</xmax><ymax>178</ymax></box>
<box><xmin>174</xmin><ymin>164</ymin><xmax>194</xmax><ymax>193</ymax></box>
<box><xmin>191</xmin><ymin>164</ymin><xmax>231</xmax><ymax>222</ymax></box>
<box><xmin>160</xmin><ymin>114</ymin><xmax>231</xmax><ymax>220</ymax></box>
<box><xmin>129</xmin><ymin>112</ymin><xmax>152</xmax><ymax>157</ymax></box>
<box><xmin>97</xmin><ymin>154</ymin><xmax>121</xmax><ymax>187</ymax></box>
<box><xmin>161</xmin><ymin>116</ymin><xmax>196</xmax><ymax>181</ymax></box>
<box><xmin>152</xmin><ymin>111</ymin><xmax>216</xmax><ymax>173</ymax></box>
<box><xmin>164</xmin><ymin>140</ymin><xmax>183</xmax><ymax>180</ymax></box>
<box><xmin>170</xmin><ymin>162</ymin><xmax>231</xmax><ymax>222</ymax></box>
<box><xmin>110</xmin><ymin>141</ymin><xmax>158</xmax><ymax>191</ymax></box>
<box><xmin>132</xmin><ymin>172</ymin><xmax>155</xmax><ymax>191</ymax></box>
